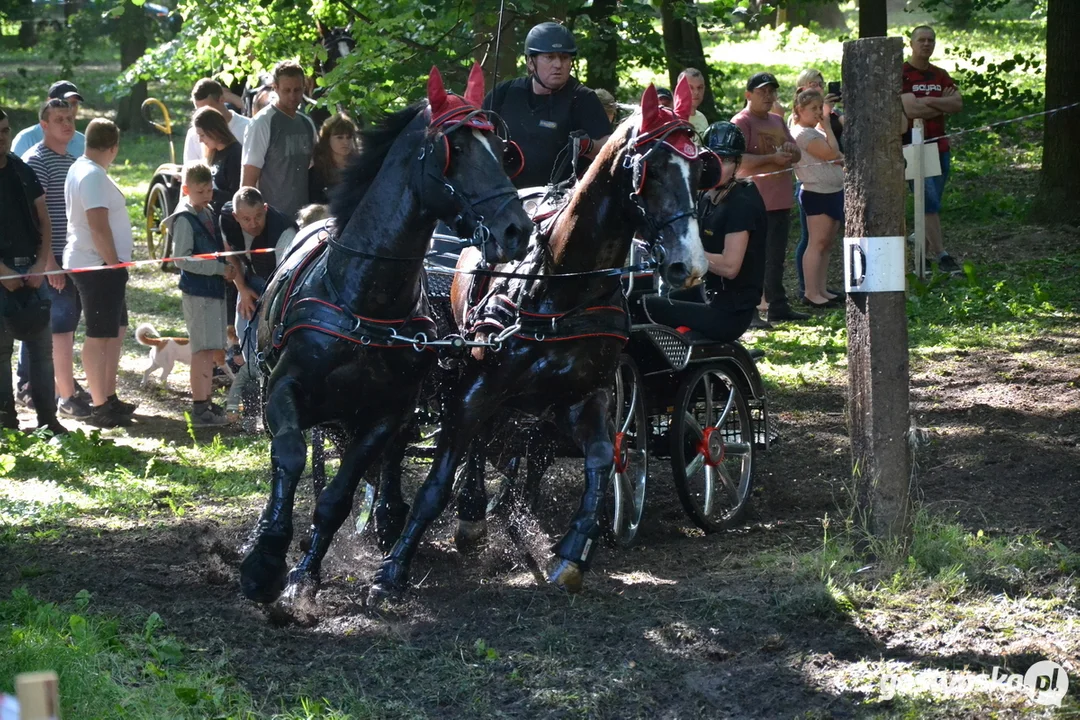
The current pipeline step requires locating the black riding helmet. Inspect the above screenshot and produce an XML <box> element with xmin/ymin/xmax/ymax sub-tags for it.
<box><xmin>703</xmin><ymin>121</ymin><xmax>747</xmax><ymax>158</ymax></box>
<box><xmin>524</xmin><ymin>22</ymin><xmax>577</xmax><ymax>56</ymax></box>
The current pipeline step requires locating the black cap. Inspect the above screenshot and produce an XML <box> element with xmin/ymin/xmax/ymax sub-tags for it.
<box><xmin>47</xmin><ymin>80</ymin><xmax>83</xmax><ymax>102</ymax></box>
<box><xmin>656</xmin><ymin>87</ymin><xmax>673</xmax><ymax>100</ymax></box>
<box><xmin>746</xmin><ymin>72</ymin><xmax>779</xmax><ymax>92</ymax></box>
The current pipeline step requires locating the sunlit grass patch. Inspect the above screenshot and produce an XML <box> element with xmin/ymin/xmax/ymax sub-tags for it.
<box><xmin>0</xmin><ymin>587</ymin><xmax>357</xmax><ymax>719</ymax></box>
<box><xmin>0</xmin><ymin>429</ymin><xmax>270</xmax><ymax>539</ymax></box>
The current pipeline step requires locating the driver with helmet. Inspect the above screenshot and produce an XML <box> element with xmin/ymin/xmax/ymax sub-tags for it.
<box><xmin>484</xmin><ymin>22</ymin><xmax>612</xmax><ymax>189</ymax></box>
<box><xmin>644</xmin><ymin>122</ymin><xmax>767</xmax><ymax>343</ymax></box>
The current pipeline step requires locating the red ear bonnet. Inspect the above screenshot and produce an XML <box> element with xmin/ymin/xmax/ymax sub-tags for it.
<box><xmin>428</xmin><ymin>63</ymin><xmax>494</xmax><ymax>131</ymax></box>
<box><xmin>635</xmin><ymin>81</ymin><xmax>698</xmax><ymax>159</ymax></box>
<box><xmin>427</xmin><ymin>65</ymin><xmax>448</xmax><ymax>117</ymax></box>
<box><xmin>673</xmin><ymin>76</ymin><xmax>693</xmax><ymax>121</ymax></box>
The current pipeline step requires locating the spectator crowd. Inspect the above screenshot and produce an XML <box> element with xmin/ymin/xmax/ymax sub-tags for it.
<box><xmin>0</xmin><ymin>23</ymin><xmax>961</xmax><ymax>434</ymax></box>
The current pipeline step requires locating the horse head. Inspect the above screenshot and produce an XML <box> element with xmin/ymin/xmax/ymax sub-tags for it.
<box><xmin>421</xmin><ymin>64</ymin><xmax>531</xmax><ymax>264</ymax></box>
<box><xmin>616</xmin><ymin>77</ymin><xmax>711</xmax><ymax>292</ymax></box>
<box><xmin>315</xmin><ymin>22</ymin><xmax>356</xmax><ymax>76</ymax></box>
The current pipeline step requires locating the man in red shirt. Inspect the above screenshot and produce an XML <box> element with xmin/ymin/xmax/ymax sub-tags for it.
<box><xmin>902</xmin><ymin>25</ymin><xmax>963</xmax><ymax>274</ymax></box>
<box><xmin>733</xmin><ymin>72</ymin><xmax>808</xmax><ymax>324</ymax></box>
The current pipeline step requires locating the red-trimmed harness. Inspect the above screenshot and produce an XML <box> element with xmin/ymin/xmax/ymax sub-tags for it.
<box><xmin>264</xmin><ymin>230</ymin><xmax>438</xmax><ymax>364</ymax></box>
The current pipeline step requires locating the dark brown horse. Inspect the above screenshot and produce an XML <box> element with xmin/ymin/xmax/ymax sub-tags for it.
<box><xmin>369</xmin><ymin>79</ymin><xmax>716</xmax><ymax>599</ymax></box>
<box><xmin>238</xmin><ymin>65</ymin><xmax>532</xmax><ymax>606</ymax></box>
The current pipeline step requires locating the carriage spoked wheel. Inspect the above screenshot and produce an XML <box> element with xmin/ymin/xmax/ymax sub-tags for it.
<box><xmin>145</xmin><ymin>182</ymin><xmax>173</xmax><ymax>263</ymax></box>
<box><xmin>670</xmin><ymin>366</ymin><xmax>754</xmax><ymax>533</ymax></box>
<box><xmin>604</xmin><ymin>354</ymin><xmax>648</xmax><ymax>547</ymax></box>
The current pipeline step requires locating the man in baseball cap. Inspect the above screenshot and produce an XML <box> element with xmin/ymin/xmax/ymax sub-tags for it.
<box><xmin>12</xmin><ymin>80</ymin><xmax>86</xmax><ymax>157</ymax></box>
<box><xmin>48</xmin><ymin>81</ymin><xmax>84</xmax><ymax>105</ymax></box>
<box><xmin>746</xmin><ymin>72</ymin><xmax>780</xmax><ymax>92</ymax></box>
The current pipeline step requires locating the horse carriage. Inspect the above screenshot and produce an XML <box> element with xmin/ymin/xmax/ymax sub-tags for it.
<box><xmin>240</xmin><ymin>70</ymin><xmax>772</xmax><ymax>608</ymax></box>
<box><xmin>421</xmin><ymin>231</ymin><xmax>771</xmax><ymax>547</ymax></box>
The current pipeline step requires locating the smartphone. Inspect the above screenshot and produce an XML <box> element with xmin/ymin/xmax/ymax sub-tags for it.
<box><xmin>827</xmin><ymin>81</ymin><xmax>842</xmax><ymax>97</ymax></box>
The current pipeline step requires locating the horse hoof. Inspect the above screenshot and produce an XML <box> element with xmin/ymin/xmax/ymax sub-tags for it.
<box><xmin>547</xmin><ymin>558</ymin><xmax>585</xmax><ymax>594</ymax></box>
<box><xmin>366</xmin><ymin>581</ymin><xmax>401</xmax><ymax>609</ymax></box>
<box><xmin>276</xmin><ymin>570</ymin><xmax>320</xmax><ymax>626</ymax></box>
<box><xmin>371</xmin><ymin>560</ymin><xmax>408</xmax><ymax>601</ymax></box>
<box><xmin>453</xmin><ymin>519</ymin><xmax>488</xmax><ymax>554</ymax></box>
<box><xmin>239</xmin><ymin>547</ymin><xmax>288</xmax><ymax>604</ymax></box>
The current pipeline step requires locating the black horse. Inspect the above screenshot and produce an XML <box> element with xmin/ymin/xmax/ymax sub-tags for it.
<box><xmin>239</xmin><ymin>65</ymin><xmax>532</xmax><ymax>606</ymax></box>
<box><xmin>367</xmin><ymin>79</ymin><xmax>717</xmax><ymax>599</ymax></box>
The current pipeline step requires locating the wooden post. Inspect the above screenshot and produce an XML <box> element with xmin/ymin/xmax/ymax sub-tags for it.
<box><xmin>842</xmin><ymin>37</ymin><xmax>913</xmax><ymax>547</ymax></box>
<box><xmin>14</xmin><ymin>671</ymin><xmax>59</xmax><ymax>720</ymax></box>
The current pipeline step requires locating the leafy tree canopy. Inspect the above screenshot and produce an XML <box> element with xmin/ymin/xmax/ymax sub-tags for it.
<box><xmin>116</xmin><ymin>0</ymin><xmax>753</xmax><ymax>119</ymax></box>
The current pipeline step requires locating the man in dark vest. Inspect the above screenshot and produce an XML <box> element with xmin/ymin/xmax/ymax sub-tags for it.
<box><xmin>219</xmin><ymin>186</ymin><xmax>297</xmax><ymax>421</ymax></box>
<box><xmin>484</xmin><ymin>22</ymin><xmax>611</xmax><ymax>189</ymax></box>
<box><xmin>0</xmin><ymin>107</ymin><xmax>66</xmax><ymax>434</ymax></box>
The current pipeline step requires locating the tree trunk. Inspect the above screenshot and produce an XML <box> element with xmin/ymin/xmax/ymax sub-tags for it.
<box><xmin>659</xmin><ymin>0</ymin><xmax>716</xmax><ymax>119</ymax></box>
<box><xmin>582</xmin><ymin>0</ymin><xmax>618</xmax><ymax>93</ymax></box>
<box><xmin>859</xmin><ymin>0</ymin><xmax>888</xmax><ymax>38</ymax></box>
<box><xmin>842</xmin><ymin>37</ymin><xmax>913</xmax><ymax>550</ymax></box>
<box><xmin>1030</xmin><ymin>0</ymin><xmax>1080</xmax><ymax>225</ymax></box>
<box><xmin>114</xmin><ymin>0</ymin><xmax>149</xmax><ymax>132</ymax></box>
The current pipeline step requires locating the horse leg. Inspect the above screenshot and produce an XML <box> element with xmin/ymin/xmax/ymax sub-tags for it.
<box><xmin>454</xmin><ymin>428</ymin><xmax>491</xmax><ymax>553</ymax></box>
<box><xmin>373</xmin><ymin>427</ymin><xmax>411</xmax><ymax>552</ymax></box>
<box><xmin>548</xmin><ymin>389</ymin><xmax>614</xmax><ymax>594</ymax></box>
<box><xmin>371</xmin><ymin>372</ymin><xmax>496</xmax><ymax>599</ymax></box>
<box><xmin>240</xmin><ymin>376</ymin><xmax>308</xmax><ymax>604</ymax></box>
<box><xmin>311</xmin><ymin>426</ymin><xmax>327</xmax><ymax>498</ymax></box>
<box><xmin>521</xmin><ymin>429</ymin><xmax>556</xmax><ymax>515</ymax></box>
<box><xmin>283</xmin><ymin>414</ymin><xmax>407</xmax><ymax>605</ymax></box>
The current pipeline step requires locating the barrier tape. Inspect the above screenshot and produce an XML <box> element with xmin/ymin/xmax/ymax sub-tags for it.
<box><xmin>0</xmin><ymin>101</ymin><xmax>1072</xmax><ymax>283</ymax></box>
<box><xmin>743</xmin><ymin>99</ymin><xmax>1080</xmax><ymax>181</ymax></box>
<box><xmin>0</xmin><ymin>248</ymin><xmax>278</xmax><ymax>282</ymax></box>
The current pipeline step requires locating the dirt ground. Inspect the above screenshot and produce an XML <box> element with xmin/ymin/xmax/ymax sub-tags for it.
<box><xmin>5</xmin><ymin>314</ymin><xmax>1079</xmax><ymax>717</ymax></box>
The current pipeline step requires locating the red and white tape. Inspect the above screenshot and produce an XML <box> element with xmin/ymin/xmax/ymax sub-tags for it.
<box><xmin>0</xmin><ymin>248</ymin><xmax>278</xmax><ymax>282</ymax></box>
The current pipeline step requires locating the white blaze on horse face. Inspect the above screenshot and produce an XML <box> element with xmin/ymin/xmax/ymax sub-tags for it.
<box><xmin>472</xmin><ymin>129</ymin><xmax>497</xmax><ymax>162</ymax></box>
<box><xmin>672</xmin><ymin>155</ymin><xmax>707</xmax><ymax>285</ymax></box>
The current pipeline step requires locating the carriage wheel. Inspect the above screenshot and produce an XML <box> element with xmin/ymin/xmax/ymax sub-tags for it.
<box><xmin>604</xmin><ymin>354</ymin><xmax>648</xmax><ymax>547</ymax></box>
<box><xmin>670</xmin><ymin>365</ymin><xmax>754</xmax><ymax>533</ymax></box>
<box><xmin>145</xmin><ymin>182</ymin><xmax>173</xmax><ymax>262</ymax></box>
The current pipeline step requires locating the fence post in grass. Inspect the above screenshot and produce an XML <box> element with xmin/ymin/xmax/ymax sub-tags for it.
<box><xmin>842</xmin><ymin>37</ymin><xmax>913</xmax><ymax>549</ymax></box>
<box><xmin>14</xmin><ymin>671</ymin><xmax>59</xmax><ymax>720</ymax></box>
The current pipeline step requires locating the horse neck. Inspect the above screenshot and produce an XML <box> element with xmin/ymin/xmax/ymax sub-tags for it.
<box><xmin>534</xmin><ymin>153</ymin><xmax>635</xmax><ymax>307</ymax></box>
<box><xmin>327</xmin><ymin>152</ymin><xmax>432</xmax><ymax>317</ymax></box>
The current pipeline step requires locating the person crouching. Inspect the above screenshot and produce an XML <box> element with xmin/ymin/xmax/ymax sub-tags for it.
<box><xmin>164</xmin><ymin>163</ymin><xmax>228</xmax><ymax>426</ymax></box>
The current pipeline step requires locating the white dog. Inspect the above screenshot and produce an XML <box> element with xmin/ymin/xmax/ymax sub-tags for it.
<box><xmin>135</xmin><ymin>323</ymin><xmax>234</xmax><ymax>387</ymax></box>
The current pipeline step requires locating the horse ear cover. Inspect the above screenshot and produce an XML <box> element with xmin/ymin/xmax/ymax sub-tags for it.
<box><xmin>427</xmin><ymin>65</ymin><xmax>448</xmax><ymax>116</ymax></box>
<box><xmin>464</xmin><ymin>62</ymin><xmax>485</xmax><ymax>108</ymax></box>
<box><xmin>639</xmin><ymin>84</ymin><xmax>659</xmax><ymax>135</ymax></box>
<box><xmin>673</xmin><ymin>76</ymin><xmax>693</xmax><ymax>122</ymax></box>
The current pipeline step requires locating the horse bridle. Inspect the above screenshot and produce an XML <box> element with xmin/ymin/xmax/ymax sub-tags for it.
<box><xmin>419</xmin><ymin>107</ymin><xmax>521</xmax><ymax>255</ymax></box>
<box><xmin>623</xmin><ymin>120</ymin><xmax>706</xmax><ymax>266</ymax></box>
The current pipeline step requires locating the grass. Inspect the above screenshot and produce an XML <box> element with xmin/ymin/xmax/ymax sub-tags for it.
<box><xmin>0</xmin><ymin>587</ymin><xmax>355</xmax><ymax>718</ymax></box>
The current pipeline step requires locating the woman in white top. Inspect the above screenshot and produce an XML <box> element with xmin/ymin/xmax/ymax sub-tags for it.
<box><xmin>791</xmin><ymin>88</ymin><xmax>844</xmax><ymax>308</ymax></box>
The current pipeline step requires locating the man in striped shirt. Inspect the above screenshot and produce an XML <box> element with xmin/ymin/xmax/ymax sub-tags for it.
<box><xmin>19</xmin><ymin>98</ymin><xmax>91</xmax><ymax>419</ymax></box>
